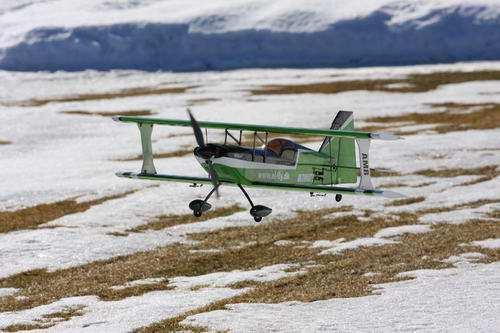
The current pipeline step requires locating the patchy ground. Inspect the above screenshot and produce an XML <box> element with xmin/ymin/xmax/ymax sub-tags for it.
<box><xmin>0</xmin><ymin>62</ymin><xmax>499</xmax><ymax>332</ymax></box>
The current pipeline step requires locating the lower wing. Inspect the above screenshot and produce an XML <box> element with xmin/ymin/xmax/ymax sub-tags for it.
<box><xmin>116</xmin><ymin>172</ymin><xmax>403</xmax><ymax>198</ymax></box>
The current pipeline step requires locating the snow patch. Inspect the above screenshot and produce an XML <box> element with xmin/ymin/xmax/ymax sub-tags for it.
<box><xmin>319</xmin><ymin>237</ymin><xmax>396</xmax><ymax>255</ymax></box>
<box><xmin>472</xmin><ymin>238</ymin><xmax>500</xmax><ymax>250</ymax></box>
<box><xmin>374</xmin><ymin>225</ymin><xmax>431</xmax><ymax>238</ymax></box>
<box><xmin>170</xmin><ymin>264</ymin><xmax>302</xmax><ymax>290</ymax></box>
<box><xmin>0</xmin><ymin>288</ymin><xmax>19</xmax><ymax>298</ymax></box>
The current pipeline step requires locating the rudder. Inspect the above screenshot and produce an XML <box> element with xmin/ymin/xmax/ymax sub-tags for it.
<box><xmin>319</xmin><ymin>111</ymin><xmax>357</xmax><ymax>184</ymax></box>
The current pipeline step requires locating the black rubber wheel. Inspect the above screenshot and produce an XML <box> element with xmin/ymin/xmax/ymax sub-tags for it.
<box><xmin>335</xmin><ymin>194</ymin><xmax>342</xmax><ymax>202</ymax></box>
<box><xmin>194</xmin><ymin>210</ymin><xmax>202</xmax><ymax>217</ymax></box>
<box><xmin>253</xmin><ymin>216</ymin><xmax>262</xmax><ymax>223</ymax></box>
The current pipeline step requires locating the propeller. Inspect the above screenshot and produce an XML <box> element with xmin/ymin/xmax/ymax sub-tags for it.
<box><xmin>187</xmin><ymin>109</ymin><xmax>220</xmax><ymax>198</ymax></box>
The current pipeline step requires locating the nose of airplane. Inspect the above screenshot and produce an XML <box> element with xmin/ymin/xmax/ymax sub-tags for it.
<box><xmin>194</xmin><ymin>144</ymin><xmax>224</xmax><ymax>160</ymax></box>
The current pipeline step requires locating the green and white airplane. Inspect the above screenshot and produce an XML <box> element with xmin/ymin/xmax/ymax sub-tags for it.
<box><xmin>114</xmin><ymin>110</ymin><xmax>403</xmax><ymax>222</ymax></box>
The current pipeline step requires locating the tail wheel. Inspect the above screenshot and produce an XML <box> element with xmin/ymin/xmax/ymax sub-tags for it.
<box><xmin>335</xmin><ymin>194</ymin><xmax>342</xmax><ymax>202</ymax></box>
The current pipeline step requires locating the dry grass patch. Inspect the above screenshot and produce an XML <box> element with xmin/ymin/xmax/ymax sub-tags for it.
<box><xmin>414</xmin><ymin>165</ymin><xmax>499</xmax><ymax>187</ymax></box>
<box><xmin>2</xmin><ymin>322</ymin><xmax>53</xmax><ymax>332</ymax></box>
<box><xmin>363</xmin><ymin>103</ymin><xmax>500</xmax><ymax>135</ymax></box>
<box><xmin>128</xmin><ymin>204</ymin><xmax>244</xmax><ymax>233</ymax></box>
<box><xmin>8</xmin><ymin>86</ymin><xmax>192</xmax><ymax>107</ymax></box>
<box><xmin>62</xmin><ymin>109</ymin><xmax>154</xmax><ymax>117</ymax></box>
<box><xmin>370</xmin><ymin>168</ymin><xmax>401</xmax><ymax>177</ymax></box>
<box><xmin>416</xmin><ymin>198</ymin><xmax>500</xmax><ymax>215</ymax></box>
<box><xmin>385</xmin><ymin>196</ymin><xmax>425</xmax><ymax>207</ymax></box>
<box><xmin>0</xmin><ymin>190</ymin><xmax>136</xmax><ymax>234</ymax></box>
<box><xmin>250</xmin><ymin>71</ymin><xmax>500</xmax><ymax>95</ymax></box>
<box><xmin>187</xmin><ymin>98</ymin><xmax>220</xmax><ymax>106</ymax></box>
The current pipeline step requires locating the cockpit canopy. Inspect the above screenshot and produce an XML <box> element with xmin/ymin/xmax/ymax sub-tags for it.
<box><xmin>265</xmin><ymin>138</ymin><xmax>305</xmax><ymax>162</ymax></box>
<box><xmin>208</xmin><ymin>138</ymin><xmax>313</xmax><ymax>166</ymax></box>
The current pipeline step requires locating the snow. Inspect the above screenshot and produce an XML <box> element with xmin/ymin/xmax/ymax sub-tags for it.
<box><xmin>1</xmin><ymin>1</ymin><xmax>500</xmax><ymax>71</ymax></box>
<box><xmin>319</xmin><ymin>237</ymin><xmax>396</xmax><ymax>255</ymax></box>
<box><xmin>374</xmin><ymin>225</ymin><xmax>431</xmax><ymax>238</ymax></box>
<box><xmin>0</xmin><ymin>288</ymin><xmax>19</xmax><ymax>298</ymax></box>
<box><xmin>472</xmin><ymin>238</ymin><xmax>500</xmax><ymax>250</ymax></box>
<box><xmin>170</xmin><ymin>264</ymin><xmax>302</xmax><ymax>290</ymax></box>
<box><xmin>443</xmin><ymin>252</ymin><xmax>486</xmax><ymax>265</ymax></box>
<box><xmin>183</xmin><ymin>262</ymin><xmax>500</xmax><ymax>332</ymax></box>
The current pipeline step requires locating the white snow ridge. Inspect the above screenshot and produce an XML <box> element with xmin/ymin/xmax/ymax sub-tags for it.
<box><xmin>1</xmin><ymin>0</ymin><xmax>500</xmax><ymax>71</ymax></box>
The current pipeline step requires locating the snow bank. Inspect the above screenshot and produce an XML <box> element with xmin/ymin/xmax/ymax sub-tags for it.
<box><xmin>1</xmin><ymin>0</ymin><xmax>500</xmax><ymax>71</ymax></box>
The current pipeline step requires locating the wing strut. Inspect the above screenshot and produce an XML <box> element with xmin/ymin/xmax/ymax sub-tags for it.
<box><xmin>356</xmin><ymin>138</ymin><xmax>373</xmax><ymax>190</ymax></box>
<box><xmin>138</xmin><ymin>123</ymin><xmax>156</xmax><ymax>175</ymax></box>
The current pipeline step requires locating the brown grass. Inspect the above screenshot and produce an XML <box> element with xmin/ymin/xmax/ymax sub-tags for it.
<box><xmin>414</xmin><ymin>165</ymin><xmax>498</xmax><ymax>185</ymax></box>
<box><xmin>416</xmin><ymin>198</ymin><xmax>500</xmax><ymax>215</ymax></box>
<box><xmin>363</xmin><ymin>103</ymin><xmax>500</xmax><ymax>135</ymax></box>
<box><xmin>8</xmin><ymin>86</ymin><xmax>192</xmax><ymax>107</ymax></box>
<box><xmin>187</xmin><ymin>98</ymin><xmax>220</xmax><ymax>106</ymax></box>
<box><xmin>370</xmin><ymin>169</ymin><xmax>402</xmax><ymax>177</ymax></box>
<box><xmin>251</xmin><ymin>71</ymin><xmax>500</xmax><ymax>95</ymax></box>
<box><xmin>0</xmin><ymin>190</ymin><xmax>136</xmax><ymax>234</ymax></box>
<box><xmin>61</xmin><ymin>109</ymin><xmax>154</xmax><ymax>117</ymax></box>
<box><xmin>385</xmin><ymin>196</ymin><xmax>425</xmax><ymax>207</ymax></box>
<box><xmin>2</xmin><ymin>323</ymin><xmax>52</xmax><ymax>332</ymax></box>
<box><xmin>127</xmin><ymin>205</ymin><xmax>244</xmax><ymax>233</ymax></box>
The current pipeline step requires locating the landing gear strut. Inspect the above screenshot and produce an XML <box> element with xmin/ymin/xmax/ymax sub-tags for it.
<box><xmin>189</xmin><ymin>185</ymin><xmax>219</xmax><ymax>217</ymax></box>
<box><xmin>238</xmin><ymin>184</ymin><xmax>272</xmax><ymax>222</ymax></box>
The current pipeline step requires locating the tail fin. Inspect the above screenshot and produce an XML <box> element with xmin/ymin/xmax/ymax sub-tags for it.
<box><xmin>319</xmin><ymin>111</ymin><xmax>357</xmax><ymax>184</ymax></box>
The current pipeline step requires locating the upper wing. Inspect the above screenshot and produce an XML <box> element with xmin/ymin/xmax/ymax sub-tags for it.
<box><xmin>113</xmin><ymin>116</ymin><xmax>401</xmax><ymax>140</ymax></box>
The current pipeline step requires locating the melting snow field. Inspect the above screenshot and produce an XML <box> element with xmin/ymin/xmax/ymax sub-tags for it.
<box><xmin>0</xmin><ymin>61</ymin><xmax>499</xmax><ymax>332</ymax></box>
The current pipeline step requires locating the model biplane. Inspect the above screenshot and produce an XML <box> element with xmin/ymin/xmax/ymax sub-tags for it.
<box><xmin>114</xmin><ymin>110</ymin><xmax>403</xmax><ymax>222</ymax></box>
